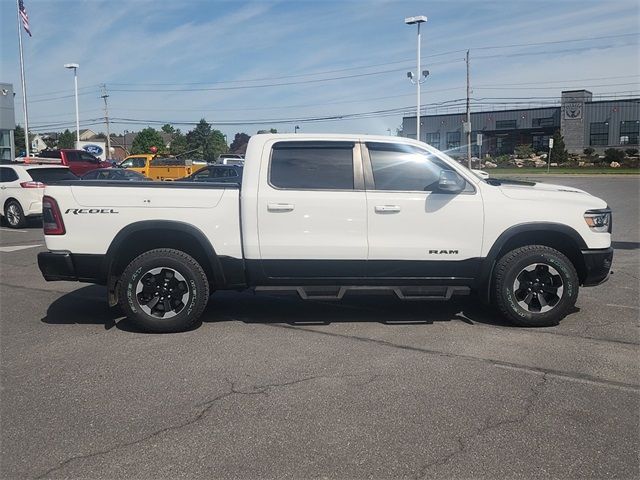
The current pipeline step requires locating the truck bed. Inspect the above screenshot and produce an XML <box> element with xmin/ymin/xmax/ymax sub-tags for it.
<box><xmin>42</xmin><ymin>181</ymin><xmax>243</xmax><ymax>261</ymax></box>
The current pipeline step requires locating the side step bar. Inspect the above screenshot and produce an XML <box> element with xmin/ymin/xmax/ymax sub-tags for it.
<box><xmin>254</xmin><ymin>286</ymin><xmax>470</xmax><ymax>301</ymax></box>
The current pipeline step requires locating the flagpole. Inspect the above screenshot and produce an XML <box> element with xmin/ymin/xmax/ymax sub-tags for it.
<box><xmin>16</xmin><ymin>0</ymin><xmax>30</xmax><ymax>158</ymax></box>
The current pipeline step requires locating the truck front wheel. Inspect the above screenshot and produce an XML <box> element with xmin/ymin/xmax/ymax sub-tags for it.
<box><xmin>493</xmin><ymin>245</ymin><xmax>579</xmax><ymax>327</ymax></box>
<box><xmin>118</xmin><ymin>248</ymin><xmax>210</xmax><ymax>333</ymax></box>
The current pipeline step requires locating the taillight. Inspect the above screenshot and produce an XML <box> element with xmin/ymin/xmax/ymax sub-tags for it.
<box><xmin>20</xmin><ymin>181</ymin><xmax>45</xmax><ymax>188</ymax></box>
<box><xmin>42</xmin><ymin>196</ymin><xmax>65</xmax><ymax>235</ymax></box>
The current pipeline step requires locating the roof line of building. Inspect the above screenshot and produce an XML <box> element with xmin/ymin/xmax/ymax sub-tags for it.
<box><xmin>402</xmin><ymin>97</ymin><xmax>639</xmax><ymax>119</ymax></box>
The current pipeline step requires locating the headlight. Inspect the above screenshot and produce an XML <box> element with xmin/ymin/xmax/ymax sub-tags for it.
<box><xmin>584</xmin><ymin>209</ymin><xmax>611</xmax><ymax>233</ymax></box>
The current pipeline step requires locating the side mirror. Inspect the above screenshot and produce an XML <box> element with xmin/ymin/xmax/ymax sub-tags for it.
<box><xmin>437</xmin><ymin>170</ymin><xmax>465</xmax><ymax>193</ymax></box>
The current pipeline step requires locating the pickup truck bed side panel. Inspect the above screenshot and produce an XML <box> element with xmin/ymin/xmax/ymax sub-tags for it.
<box><xmin>44</xmin><ymin>183</ymin><xmax>242</xmax><ymax>259</ymax></box>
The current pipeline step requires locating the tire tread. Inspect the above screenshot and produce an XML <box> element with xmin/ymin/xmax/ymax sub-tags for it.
<box><xmin>118</xmin><ymin>248</ymin><xmax>209</xmax><ymax>332</ymax></box>
<box><xmin>494</xmin><ymin>245</ymin><xmax>578</xmax><ymax>327</ymax></box>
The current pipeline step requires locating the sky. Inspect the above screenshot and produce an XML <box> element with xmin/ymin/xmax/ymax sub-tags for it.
<box><xmin>1</xmin><ymin>0</ymin><xmax>639</xmax><ymax>140</ymax></box>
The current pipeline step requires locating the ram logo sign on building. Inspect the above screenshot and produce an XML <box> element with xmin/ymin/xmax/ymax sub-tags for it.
<box><xmin>76</xmin><ymin>141</ymin><xmax>106</xmax><ymax>160</ymax></box>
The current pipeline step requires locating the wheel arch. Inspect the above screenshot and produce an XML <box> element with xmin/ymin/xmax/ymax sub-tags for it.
<box><xmin>104</xmin><ymin>220</ymin><xmax>227</xmax><ymax>290</ymax></box>
<box><xmin>3</xmin><ymin>197</ymin><xmax>24</xmax><ymax>211</ymax></box>
<box><xmin>478</xmin><ymin>223</ymin><xmax>588</xmax><ymax>303</ymax></box>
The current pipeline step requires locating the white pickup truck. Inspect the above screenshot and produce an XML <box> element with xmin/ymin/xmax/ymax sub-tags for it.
<box><xmin>38</xmin><ymin>134</ymin><xmax>613</xmax><ymax>332</ymax></box>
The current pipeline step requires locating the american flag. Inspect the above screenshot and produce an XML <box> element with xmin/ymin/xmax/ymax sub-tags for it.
<box><xmin>19</xmin><ymin>0</ymin><xmax>31</xmax><ymax>37</ymax></box>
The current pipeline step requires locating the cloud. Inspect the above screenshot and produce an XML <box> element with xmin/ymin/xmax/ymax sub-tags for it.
<box><xmin>1</xmin><ymin>0</ymin><xmax>637</xmax><ymax>138</ymax></box>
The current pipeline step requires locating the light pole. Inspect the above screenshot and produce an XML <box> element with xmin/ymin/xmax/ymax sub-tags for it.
<box><xmin>294</xmin><ymin>125</ymin><xmax>300</xmax><ymax>134</ymax></box>
<box><xmin>64</xmin><ymin>63</ymin><xmax>80</xmax><ymax>145</ymax></box>
<box><xmin>405</xmin><ymin>15</ymin><xmax>428</xmax><ymax>143</ymax></box>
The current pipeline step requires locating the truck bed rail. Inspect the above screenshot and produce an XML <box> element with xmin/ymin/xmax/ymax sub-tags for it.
<box><xmin>54</xmin><ymin>180</ymin><xmax>240</xmax><ymax>189</ymax></box>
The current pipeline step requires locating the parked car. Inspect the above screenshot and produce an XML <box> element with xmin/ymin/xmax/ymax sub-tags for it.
<box><xmin>216</xmin><ymin>153</ymin><xmax>245</xmax><ymax>166</ymax></box>
<box><xmin>38</xmin><ymin>134</ymin><xmax>612</xmax><ymax>333</ymax></box>
<box><xmin>180</xmin><ymin>165</ymin><xmax>243</xmax><ymax>183</ymax></box>
<box><xmin>31</xmin><ymin>149</ymin><xmax>112</xmax><ymax>176</ymax></box>
<box><xmin>119</xmin><ymin>154</ymin><xmax>194</xmax><ymax>181</ymax></box>
<box><xmin>0</xmin><ymin>163</ymin><xmax>77</xmax><ymax>228</ymax></box>
<box><xmin>81</xmin><ymin>168</ymin><xmax>150</xmax><ymax>181</ymax></box>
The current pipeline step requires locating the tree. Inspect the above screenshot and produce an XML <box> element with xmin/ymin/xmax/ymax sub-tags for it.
<box><xmin>131</xmin><ymin>128</ymin><xmax>165</xmax><ymax>154</ymax></box>
<box><xmin>229</xmin><ymin>132</ymin><xmax>250</xmax><ymax>153</ymax></box>
<box><xmin>161</xmin><ymin>124</ymin><xmax>176</xmax><ymax>135</ymax></box>
<box><xmin>15</xmin><ymin>125</ymin><xmax>26</xmax><ymax>153</ymax></box>
<box><xmin>44</xmin><ymin>135</ymin><xmax>57</xmax><ymax>149</ymax></box>
<box><xmin>57</xmin><ymin>129</ymin><xmax>75</xmax><ymax>149</ymax></box>
<box><xmin>169</xmin><ymin>129</ymin><xmax>188</xmax><ymax>156</ymax></box>
<box><xmin>549</xmin><ymin>130</ymin><xmax>568</xmax><ymax>164</ymax></box>
<box><xmin>185</xmin><ymin>119</ymin><xmax>227</xmax><ymax>162</ymax></box>
<box><xmin>257</xmin><ymin>128</ymin><xmax>277</xmax><ymax>134</ymax></box>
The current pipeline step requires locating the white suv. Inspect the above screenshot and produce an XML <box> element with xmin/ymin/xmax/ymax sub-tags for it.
<box><xmin>0</xmin><ymin>164</ymin><xmax>76</xmax><ymax>228</ymax></box>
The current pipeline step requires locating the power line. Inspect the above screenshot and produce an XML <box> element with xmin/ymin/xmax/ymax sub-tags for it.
<box><xmin>472</xmin><ymin>32</ymin><xmax>638</xmax><ymax>51</ymax></box>
<box><xmin>104</xmin><ymin>43</ymin><xmax>635</xmax><ymax>94</ymax></box>
<box><xmin>23</xmin><ymin>32</ymin><xmax>638</xmax><ymax>98</ymax></box>
<box><xmin>105</xmin><ymin>32</ymin><xmax>637</xmax><ymax>88</ymax></box>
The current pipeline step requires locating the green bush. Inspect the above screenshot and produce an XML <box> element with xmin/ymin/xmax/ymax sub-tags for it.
<box><xmin>583</xmin><ymin>147</ymin><xmax>595</xmax><ymax>156</ymax></box>
<box><xmin>604</xmin><ymin>148</ymin><xmax>625</xmax><ymax>163</ymax></box>
<box><xmin>494</xmin><ymin>154</ymin><xmax>510</xmax><ymax>166</ymax></box>
<box><xmin>625</xmin><ymin>148</ymin><xmax>638</xmax><ymax>156</ymax></box>
<box><xmin>515</xmin><ymin>144</ymin><xmax>533</xmax><ymax>158</ymax></box>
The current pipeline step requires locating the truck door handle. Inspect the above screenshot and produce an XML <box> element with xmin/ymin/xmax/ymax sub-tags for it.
<box><xmin>375</xmin><ymin>205</ymin><xmax>401</xmax><ymax>213</ymax></box>
<box><xmin>267</xmin><ymin>203</ymin><xmax>295</xmax><ymax>212</ymax></box>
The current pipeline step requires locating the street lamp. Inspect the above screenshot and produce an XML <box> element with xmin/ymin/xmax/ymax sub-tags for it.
<box><xmin>64</xmin><ymin>63</ymin><xmax>80</xmax><ymax>145</ymax></box>
<box><xmin>294</xmin><ymin>125</ymin><xmax>300</xmax><ymax>134</ymax></box>
<box><xmin>404</xmin><ymin>15</ymin><xmax>428</xmax><ymax>143</ymax></box>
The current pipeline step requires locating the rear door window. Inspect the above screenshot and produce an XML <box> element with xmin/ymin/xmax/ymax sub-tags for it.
<box><xmin>65</xmin><ymin>151</ymin><xmax>80</xmax><ymax>162</ymax></box>
<box><xmin>79</xmin><ymin>152</ymin><xmax>98</xmax><ymax>163</ymax></box>
<box><xmin>192</xmin><ymin>168</ymin><xmax>211</xmax><ymax>181</ymax></box>
<box><xmin>270</xmin><ymin>141</ymin><xmax>354</xmax><ymax>190</ymax></box>
<box><xmin>0</xmin><ymin>167</ymin><xmax>19</xmax><ymax>182</ymax></box>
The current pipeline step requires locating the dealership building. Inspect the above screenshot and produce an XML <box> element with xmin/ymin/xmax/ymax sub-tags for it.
<box><xmin>0</xmin><ymin>82</ymin><xmax>15</xmax><ymax>161</ymax></box>
<box><xmin>402</xmin><ymin>90</ymin><xmax>639</xmax><ymax>156</ymax></box>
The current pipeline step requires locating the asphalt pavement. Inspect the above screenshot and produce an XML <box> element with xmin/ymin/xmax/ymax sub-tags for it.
<box><xmin>1</xmin><ymin>175</ymin><xmax>638</xmax><ymax>479</ymax></box>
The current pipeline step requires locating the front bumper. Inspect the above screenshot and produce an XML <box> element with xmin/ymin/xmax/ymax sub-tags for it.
<box><xmin>581</xmin><ymin>247</ymin><xmax>613</xmax><ymax>286</ymax></box>
<box><xmin>38</xmin><ymin>251</ymin><xmax>106</xmax><ymax>284</ymax></box>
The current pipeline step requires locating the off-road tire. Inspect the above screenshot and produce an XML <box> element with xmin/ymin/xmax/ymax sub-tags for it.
<box><xmin>4</xmin><ymin>200</ymin><xmax>26</xmax><ymax>228</ymax></box>
<box><xmin>118</xmin><ymin>248</ymin><xmax>209</xmax><ymax>333</ymax></box>
<box><xmin>494</xmin><ymin>245</ymin><xmax>579</xmax><ymax>327</ymax></box>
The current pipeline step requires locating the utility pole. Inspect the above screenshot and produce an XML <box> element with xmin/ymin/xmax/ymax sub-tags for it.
<box><xmin>100</xmin><ymin>84</ymin><xmax>112</xmax><ymax>159</ymax></box>
<box><xmin>465</xmin><ymin>50</ymin><xmax>472</xmax><ymax>169</ymax></box>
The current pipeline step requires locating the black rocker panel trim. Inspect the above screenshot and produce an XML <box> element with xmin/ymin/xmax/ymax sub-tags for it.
<box><xmin>245</xmin><ymin>259</ymin><xmax>480</xmax><ymax>287</ymax></box>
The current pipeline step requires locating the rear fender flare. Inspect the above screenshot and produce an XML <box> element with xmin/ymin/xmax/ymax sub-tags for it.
<box><xmin>104</xmin><ymin>220</ymin><xmax>226</xmax><ymax>286</ymax></box>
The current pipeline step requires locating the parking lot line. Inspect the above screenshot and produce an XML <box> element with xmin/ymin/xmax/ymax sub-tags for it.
<box><xmin>0</xmin><ymin>244</ymin><xmax>42</xmax><ymax>253</ymax></box>
<box><xmin>0</xmin><ymin>227</ymin><xmax>28</xmax><ymax>233</ymax></box>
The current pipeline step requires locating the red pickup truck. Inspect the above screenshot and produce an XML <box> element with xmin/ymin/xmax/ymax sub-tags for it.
<box><xmin>28</xmin><ymin>149</ymin><xmax>112</xmax><ymax>176</ymax></box>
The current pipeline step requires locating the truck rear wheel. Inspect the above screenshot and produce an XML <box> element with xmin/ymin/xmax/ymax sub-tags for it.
<box><xmin>118</xmin><ymin>248</ymin><xmax>209</xmax><ymax>333</ymax></box>
<box><xmin>493</xmin><ymin>245</ymin><xmax>579</xmax><ymax>327</ymax></box>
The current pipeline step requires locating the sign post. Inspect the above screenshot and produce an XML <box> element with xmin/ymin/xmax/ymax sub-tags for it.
<box><xmin>476</xmin><ymin>133</ymin><xmax>483</xmax><ymax>163</ymax></box>
<box><xmin>547</xmin><ymin>137</ymin><xmax>554</xmax><ymax>173</ymax></box>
